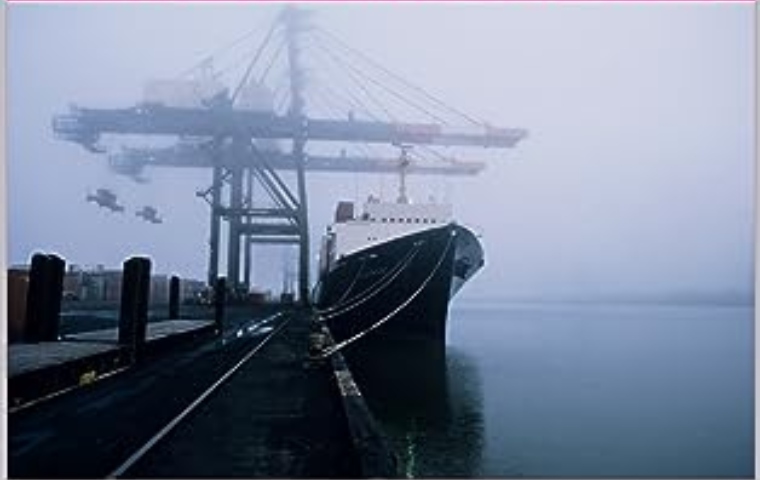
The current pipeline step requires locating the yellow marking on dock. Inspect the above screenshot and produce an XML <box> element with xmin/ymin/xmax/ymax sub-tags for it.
<box><xmin>79</xmin><ymin>370</ymin><xmax>98</xmax><ymax>386</ymax></box>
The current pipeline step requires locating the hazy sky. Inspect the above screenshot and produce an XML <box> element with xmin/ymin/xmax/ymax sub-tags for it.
<box><xmin>6</xmin><ymin>3</ymin><xmax>755</xmax><ymax>301</ymax></box>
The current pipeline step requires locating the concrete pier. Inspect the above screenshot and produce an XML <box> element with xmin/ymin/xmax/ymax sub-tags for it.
<box><xmin>8</xmin><ymin>319</ymin><xmax>216</xmax><ymax>409</ymax></box>
<box><xmin>8</xmin><ymin>307</ymin><xmax>398</xmax><ymax>478</ymax></box>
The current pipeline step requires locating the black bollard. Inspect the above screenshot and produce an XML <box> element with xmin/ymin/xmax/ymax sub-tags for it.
<box><xmin>118</xmin><ymin>258</ymin><xmax>140</xmax><ymax>347</ymax></box>
<box><xmin>134</xmin><ymin>258</ymin><xmax>151</xmax><ymax>359</ymax></box>
<box><xmin>24</xmin><ymin>253</ymin><xmax>49</xmax><ymax>342</ymax></box>
<box><xmin>118</xmin><ymin>257</ymin><xmax>152</xmax><ymax>361</ymax></box>
<box><xmin>214</xmin><ymin>277</ymin><xmax>226</xmax><ymax>335</ymax></box>
<box><xmin>24</xmin><ymin>253</ymin><xmax>66</xmax><ymax>342</ymax></box>
<box><xmin>169</xmin><ymin>276</ymin><xmax>180</xmax><ymax>320</ymax></box>
<box><xmin>42</xmin><ymin>254</ymin><xmax>65</xmax><ymax>342</ymax></box>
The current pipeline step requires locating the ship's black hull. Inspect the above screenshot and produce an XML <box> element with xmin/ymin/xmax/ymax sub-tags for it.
<box><xmin>313</xmin><ymin>223</ymin><xmax>483</xmax><ymax>347</ymax></box>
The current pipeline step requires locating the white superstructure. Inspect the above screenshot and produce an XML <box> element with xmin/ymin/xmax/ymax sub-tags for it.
<box><xmin>321</xmin><ymin>197</ymin><xmax>453</xmax><ymax>268</ymax></box>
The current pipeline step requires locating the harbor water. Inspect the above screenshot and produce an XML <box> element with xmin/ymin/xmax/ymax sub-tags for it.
<box><xmin>349</xmin><ymin>301</ymin><xmax>754</xmax><ymax>478</ymax></box>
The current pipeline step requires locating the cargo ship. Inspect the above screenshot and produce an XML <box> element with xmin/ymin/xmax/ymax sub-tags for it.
<box><xmin>313</xmin><ymin>163</ymin><xmax>484</xmax><ymax>351</ymax></box>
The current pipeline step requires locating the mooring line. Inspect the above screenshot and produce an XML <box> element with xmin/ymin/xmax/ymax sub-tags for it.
<box><xmin>318</xmin><ymin>243</ymin><xmax>422</xmax><ymax>320</ymax></box>
<box><xmin>106</xmin><ymin>313</ymin><xmax>291</xmax><ymax>479</ymax></box>
<box><xmin>315</xmin><ymin>242</ymin><xmax>421</xmax><ymax>316</ymax></box>
<box><xmin>316</xmin><ymin>230</ymin><xmax>456</xmax><ymax>358</ymax></box>
<box><xmin>333</xmin><ymin>255</ymin><xmax>369</xmax><ymax>306</ymax></box>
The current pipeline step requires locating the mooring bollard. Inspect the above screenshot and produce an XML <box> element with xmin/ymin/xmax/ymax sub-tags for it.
<box><xmin>135</xmin><ymin>258</ymin><xmax>151</xmax><ymax>358</ymax></box>
<box><xmin>118</xmin><ymin>256</ymin><xmax>152</xmax><ymax>362</ymax></box>
<box><xmin>25</xmin><ymin>253</ymin><xmax>51</xmax><ymax>342</ymax></box>
<box><xmin>24</xmin><ymin>253</ymin><xmax>66</xmax><ymax>342</ymax></box>
<box><xmin>214</xmin><ymin>277</ymin><xmax>226</xmax><ymax>335</ymax></box>
<box><xmin>44</xmin><ymin>255</ymin><xmax>65</xmax><ymax>342</ymax></box>
<box><xmin>169</xmin><ymin>275</ymin><xmax>180</xmax><ymax>320</ymax></box>
<box><xmin>118</xmin><ymin>257</ymin><xmax>140</xmax><ymax>346</ymax></box>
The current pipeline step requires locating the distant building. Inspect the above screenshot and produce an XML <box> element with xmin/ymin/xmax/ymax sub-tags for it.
<box><xmin>9</xmin><ymin>262</ymin><xmax>209</xmax><ymax>311</ymax></box>
<box><xmin>7</xmin><ymin>268</ymin><xmax>28</xmax><ymax>342</ymax></box>
<box><xmin>150</xmin><ymin>274</ymin><xmax>169</xmax><ymax>305</ymax></box>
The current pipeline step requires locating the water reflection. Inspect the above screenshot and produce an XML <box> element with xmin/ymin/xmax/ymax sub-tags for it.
<box><xmin>344</xmin><ymin>339</ymin><xmax>484</xmax><ymax>478</ymax></box>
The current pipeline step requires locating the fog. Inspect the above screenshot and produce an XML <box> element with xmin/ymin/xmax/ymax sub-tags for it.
<box><xmin>6</xmin><ymin>3</ymin><xmax>755</xmax><ymax>302</ymax></box>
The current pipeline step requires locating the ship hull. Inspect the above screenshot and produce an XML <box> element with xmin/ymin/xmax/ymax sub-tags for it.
<box><xmin>313</xmin><ymin>223</ymin><xmax>483</xmax><ymax>347</ymax></box>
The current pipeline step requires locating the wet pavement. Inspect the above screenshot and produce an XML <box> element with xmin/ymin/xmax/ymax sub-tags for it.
<box><xmin>8</xmin><ymin>307</ymin><xmax>351</xmax><ymax>478</ymax></box>
<box><xmin>123</xmin><ymin>312</ymin><xmax>358</xmax><ymax>478</ymax></box>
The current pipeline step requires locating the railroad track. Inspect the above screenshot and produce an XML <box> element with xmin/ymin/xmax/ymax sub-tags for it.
<box><xmin>8</xmin><ymin>310</ymin><xmax>294</xmax><ymax>479</ymax></box>
<box><xmin>107</xmin><ymin>312</ymin><xmax>292</xmax><ymax>478</ymax></box>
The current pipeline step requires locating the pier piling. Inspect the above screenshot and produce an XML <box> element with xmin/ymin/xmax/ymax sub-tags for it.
<box><xmin>169</xmin><ymin>276</ymin><xmax>180</xmax><ymax>320</ymax></box>
<box><xmin>118</xmin><ymin>257</ymin><xmax>152</xmax><ymax>361</ymax></box>
<box><xmin>24</xmin><ymin>253</ymin><xmax>65</xmax><ymax>342</ymax></box>
<box><xmin>213</xmin><ymin>277</ymin><xmax>226</xmax><ymax>334</ymax></box>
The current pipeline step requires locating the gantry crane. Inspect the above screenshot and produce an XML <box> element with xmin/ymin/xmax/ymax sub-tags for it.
<box><xmin>108</xmin><ymin>142</ymin><xmax>487</xmax><ymax>178</ymax></box>
<box><xmin>51</xmin><ymin>7</ymin><xmax>527</xmax><ymax>303</ymax></box>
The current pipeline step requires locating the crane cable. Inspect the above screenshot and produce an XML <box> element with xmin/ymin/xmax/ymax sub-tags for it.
<box><xmin>313</xmin><ymin>27</ymin><xmax>485</xmax><ymax>128</ymax></box>
<box><xmin>258</xmin><ymin>36</ymin><xmax>287</xmax><ymax>85</ymax></box>
<box><xmin>308</xmin><ymin>86</ymin><xmax>383</xmax><ymax>160</ymax></box>
<box><xmin>175</xmin><ymin>13</ymin><xmax>276</xmax><ymax>80</ymax></box>
<box><xmin>231</xmin><ymin>17</ymin><xmax>281</xmax><ymax>105</ymax></box>
<box><xmin>306</xmin><ymin>60</ymin><xmax>380</xmax><ymax>121</ymax></box>
<box><xmin>302</xmin><ymin>48</ymin><xmax>391</xmax><ymax>162</ymax></box>
<box><xmin>309</xmin><ymin>32</ymin><xmax>449</xmax><ymax>126</ymax></box>
<box><xmin>306</xmin><ymin>38</ymin><xmax>400</xmax><ymax>123</ymax></box>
